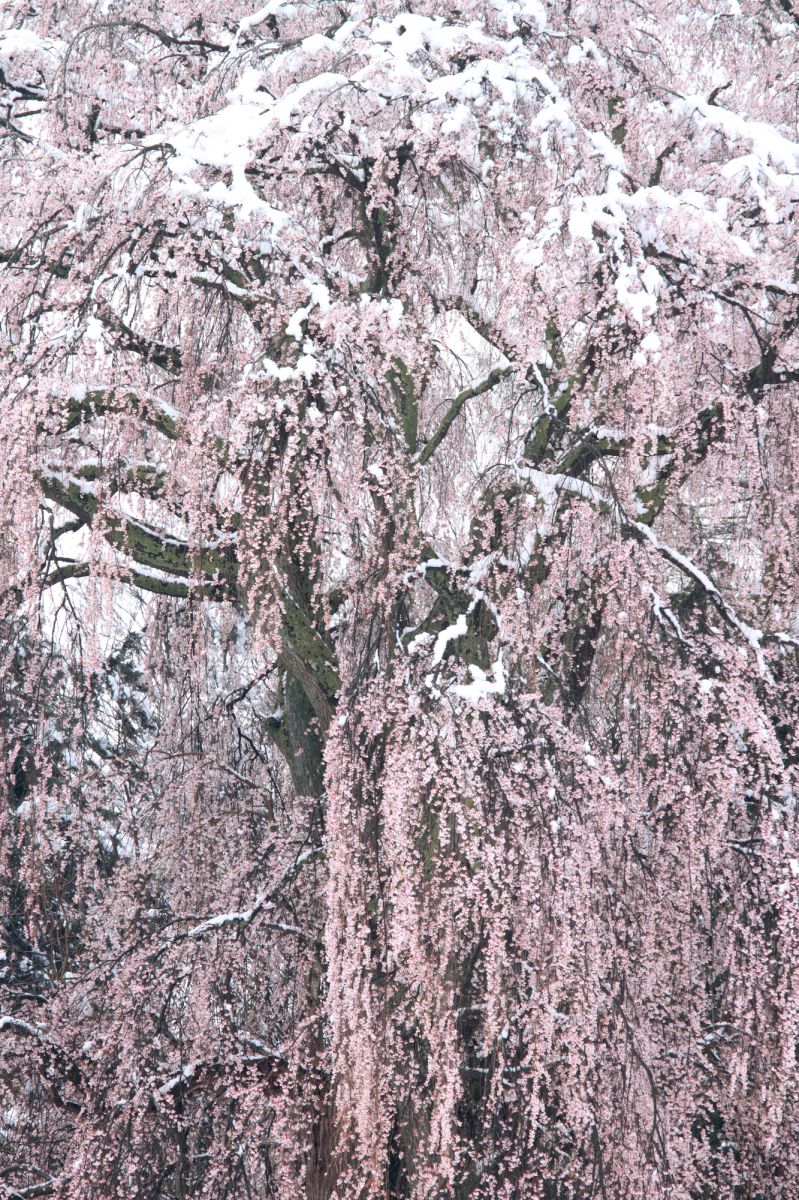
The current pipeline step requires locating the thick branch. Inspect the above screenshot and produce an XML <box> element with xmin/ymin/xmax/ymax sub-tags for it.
<box><xmin>40</xmin><ymin>471</ymin><xmax>237</xmax><ymax>594</ymax></box>
<box><xmin>417</xmin><ymin>367</ymin><xmax>512</xmax><ymax>466</ymax></box>
<box><xmin>60</xmin><ymin>388</ymin><xmax>180</xmax><ymax>439</ymax></box>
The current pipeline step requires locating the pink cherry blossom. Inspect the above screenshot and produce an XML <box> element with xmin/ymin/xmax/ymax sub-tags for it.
<box><xmin>1</xmin><ymin>2</ymin><xmax>798</xmax><ymax>1197</ymax></box>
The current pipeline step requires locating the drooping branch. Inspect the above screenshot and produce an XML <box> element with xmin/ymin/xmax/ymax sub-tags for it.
<box><xmin>515</xmin><ymin>464</ymin><xmax>786</xmax><ymax>672</ymax></box>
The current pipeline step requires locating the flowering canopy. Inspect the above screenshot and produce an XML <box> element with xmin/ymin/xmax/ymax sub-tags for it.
<box><xmin>1</xmin><ymin>1</ymin><xmax>798</xmax><ymax>1197</ymax></box>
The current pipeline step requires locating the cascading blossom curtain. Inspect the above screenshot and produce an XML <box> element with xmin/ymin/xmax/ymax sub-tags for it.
<box><xmin>1</xmin><ymin>2</ymin><xmax>798</xmax><ymax>1197</ymax></box>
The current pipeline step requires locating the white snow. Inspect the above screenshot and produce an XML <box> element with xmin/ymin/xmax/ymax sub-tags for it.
<box><xmin>431</xmin><ymin>613</ymin><xmax>469</xmax><ymax>667</ymax></box>
<box><xmin>451</xmin><ymin>654</ymin><xmax>506</xmax><ymax>704</ymax></box>
<box><xmin>678</xmin><ymin>95</ymin><xmax>799</xmax><ymax>173</ymax></box>
<box><xmin>188</xmin><ymin>894</ymin><xmax>265</xmax><ymax>937</ymax></box>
